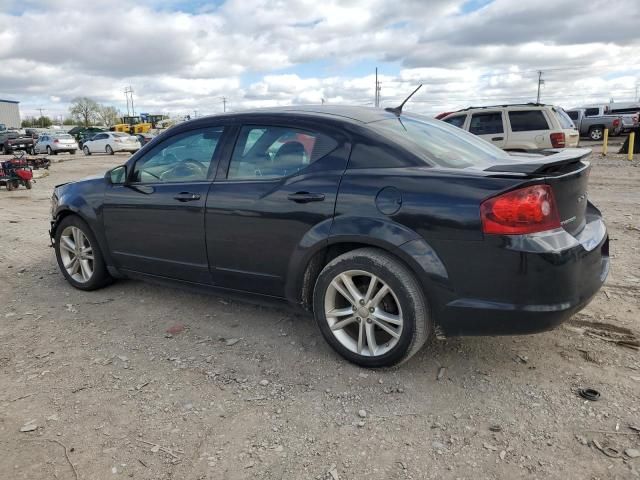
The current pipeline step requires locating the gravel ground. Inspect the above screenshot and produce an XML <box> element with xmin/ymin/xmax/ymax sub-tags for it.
<box><xmin>0</xmin><ymin>146</ymin><xmax>639</xmax><ymax>480</ymax></box>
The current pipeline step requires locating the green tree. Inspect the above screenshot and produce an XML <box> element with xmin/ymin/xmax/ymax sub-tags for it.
<box><xmin>36</xmin><ymin>116</ymin><xmax>52</xmax><ymax>127</ymax></box>
<box><xmin>62</xmin><ymin>117</ymin><xmax>76</xmax><ymax>126</ymax></box>
<box><xmin>96</xmin><ymin>104</ymin><xmax>120</xmax><ymax>127</ymax></box>
<box><xmin>21</xmin><ymin>119</ymin><xmax>33</xmax><ymax>128</ymax></box>
<box><xmin>69</xmin><ymin>97</ymin><xmax>99</xmax><ymax>127</ymax></box>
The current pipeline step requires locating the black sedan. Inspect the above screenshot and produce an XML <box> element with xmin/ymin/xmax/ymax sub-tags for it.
<box><xmin>49</xmin><ymin>106</ymin><xmax>609</xmax><ymax>367</ymax></box>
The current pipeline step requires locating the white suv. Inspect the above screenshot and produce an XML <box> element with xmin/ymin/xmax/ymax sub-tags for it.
<box><xmin>441</xmin><ymin>104</ymin><xmax>579</xmax><ymax>151</ymax></box>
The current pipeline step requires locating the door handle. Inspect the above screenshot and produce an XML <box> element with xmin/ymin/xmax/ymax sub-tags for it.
<box><xmin>491</xmin><ymin>136</ymin><xmax>504</xmax><ymax>141</ymax></box>
<box><xmin>287</xmin><ymin>192</ymin><xmax>326</xmax><ymax>203</ymax></box>
<box><xmin>174</xmin><ymin>192</ymin><xmax>201</xmax><ymax>202</ymax></box>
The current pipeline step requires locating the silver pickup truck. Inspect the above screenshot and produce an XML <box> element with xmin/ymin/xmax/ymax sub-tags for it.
<box><xmin>566</xmin><ymin>108</ymin><xmax>623</xmax><ymax>140</ymax></box>
<box><xmin>578</xmin><ymin>105</ymin><xmax>639</xmax><ymax>132</ymax></box>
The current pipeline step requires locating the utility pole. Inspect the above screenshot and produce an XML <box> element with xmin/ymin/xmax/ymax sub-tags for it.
<box><xmin>536</xmin><ymin>71</ymin><xmax>544</xmax><ymax>104</ymax></box>
<box><xmin>37</xmin><ymin>108</ymin><xmax>46</xmax><ymax>127</ymax></box>
<box><xmin>375</xmin><ymin>68</ymin><xmax>378</xmax><ymax>107</ymax></box>
<box><xmin>374</xmin><ymin>68</ymin><xmax>382</xmax><ymax>107</ymax></box>
<box><xmin>124</xmin><ymin>86</ymin><xmax>135</xmax><ymax>116</ymax></box>
<box><xmin>221</xmin><ymin>96</ymin><xmax>227</xmax><ymax>113</ymax></box>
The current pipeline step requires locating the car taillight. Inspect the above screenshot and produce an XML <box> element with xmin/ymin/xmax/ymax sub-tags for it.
<box><xmin>481</xmin><ymin>184</ymin><xmax>561</xmax><ymax>235</ymax></box>
<box><xmin>53</xmin><ymin>139</ymin><xmax>59</xmax><ymax>143</ymax></box>
<box><xmin>613</xmin><ymin>119</ymin><xmax>620</xmax><ymax>127</ymax></box>
<box><xmin>550</xmin><ymin>132</ymin><xmax>565</xmax><ymax>148</ymax></box>
<box><xmin>114</xmin><ymin>138</ymin><xmax>122</xmax><ymax>143</ymax></box>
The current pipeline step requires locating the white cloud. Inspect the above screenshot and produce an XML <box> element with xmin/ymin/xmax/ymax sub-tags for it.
<box><xmin>0</xmin><ymin>0</ymin><xmax>638</xmax><ymax>120</ymax></box>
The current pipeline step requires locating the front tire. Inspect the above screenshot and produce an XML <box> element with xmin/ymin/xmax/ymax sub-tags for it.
<box><xmin>313</xmin><ymin>248</ymin><xmax>429</xmax><ymax>367</ymax></box>
<box><xmin>54</xmin><ymin>215</ymin><xmax>112</xmax><ymax>291</ymax></box>
<box><xmin>83</xmin><ymin>146</ymin><xmax>91</xmax><ymax>156</ymax></box>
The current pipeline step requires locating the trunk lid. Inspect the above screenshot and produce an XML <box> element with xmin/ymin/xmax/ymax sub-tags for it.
<box><xmin>485</xmin><ymin>148</ymin><xmax>591</xmax><ymax>236</ymax></box>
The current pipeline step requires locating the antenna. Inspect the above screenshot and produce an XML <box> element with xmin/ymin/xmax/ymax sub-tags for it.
<box><xmin>385</xmin><ymin>84</ymin><xmax>423</xmax><ymax>116</ymax></box>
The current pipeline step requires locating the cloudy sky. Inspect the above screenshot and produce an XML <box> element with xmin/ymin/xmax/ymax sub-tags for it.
<box><xmin>1</xmin><ymin>0</ymin><xmax>639</xmax><ymax>121</ymax></box>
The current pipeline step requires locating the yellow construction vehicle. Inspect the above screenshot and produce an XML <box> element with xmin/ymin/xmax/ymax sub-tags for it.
<box><xmin>113</xmin><ymin>114</ymin><xmax>168</xmax><ymax>134</ymax></box>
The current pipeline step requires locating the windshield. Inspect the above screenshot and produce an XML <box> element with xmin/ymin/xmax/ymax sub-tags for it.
<box><xmin>369</xmin><ymin>115</ymin><xmax>513</xmax><ymax>169</ymax></box>
<box><xmin>55</xmin><ymin>134</ymin><xmax>73</xmax><ymax>139</ymax></box>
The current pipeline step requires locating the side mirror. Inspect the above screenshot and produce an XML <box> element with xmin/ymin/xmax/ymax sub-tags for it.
<box><xmin>107</xmin><ymin>165</ymin><xmax>127</xmax><ymax>185</ymax></box>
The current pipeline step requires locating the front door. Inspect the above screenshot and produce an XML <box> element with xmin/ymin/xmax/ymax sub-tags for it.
<box><xmin>206</xmin><ymin>123</ymin><xmax>349</xmax><ymax>297</ymax></box>
<box><xmin>103</xmin><ymin>126</ymin><xmax>225</xmax><ymax>283</ymax></box>
<box><xmin>469</xmin><ymin>111</ymin><xmax>506</xmax><ymax>148</ymax></box>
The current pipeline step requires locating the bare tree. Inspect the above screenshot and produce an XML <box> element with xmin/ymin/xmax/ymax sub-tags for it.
<box><xmin>96</xmin><ymin>105</ymin><xmax>120</xmax><ymax>127</ymax></box>
<box><xmin>69</xmin><ymin>97</ymin><xmax>99</xmax><ymax>127</ymax></box>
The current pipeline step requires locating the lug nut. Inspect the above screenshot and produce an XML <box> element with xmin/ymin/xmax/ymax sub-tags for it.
<box><xmin>359</xmin><ymin>299</ymin><xmax>365</xmax><ymax>305</ymax></box>
<box><xmin>366</xmin><ymin>318</ymin><xmax>373</xmax><ymax>323</ymax></box>
<box><xmin>369</xmin><ymin>307</ymin><xmax>374</xmax><ymax>313</ymax></box>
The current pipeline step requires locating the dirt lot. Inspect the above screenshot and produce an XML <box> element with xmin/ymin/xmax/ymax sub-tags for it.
<box><xmin>0</xmin><ymin>145</ymin><xmax>639</xmax><ymax>480</ymax></box>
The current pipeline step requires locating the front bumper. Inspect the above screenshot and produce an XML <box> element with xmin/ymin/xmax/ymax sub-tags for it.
<box><xmin>432</xmin><ymin>216</ymin><xmax>609</xmax><ymax>336</ymax></box>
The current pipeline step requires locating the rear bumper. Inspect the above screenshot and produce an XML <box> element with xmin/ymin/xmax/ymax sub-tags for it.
<box><xmin>432</xmin><ymin>215</ymin><xmax>609</xmax><ymax>336</ymax></box>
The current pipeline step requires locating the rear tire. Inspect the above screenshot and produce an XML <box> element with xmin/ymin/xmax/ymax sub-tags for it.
<box><xmin>25</xmin><ymin>180</ymin><xmax>32</xmax><ymax>190</ymax></box>
<box><xmin>6</xmin><ymin>181</ymin><xmax>15</xmax><ymax>191</ymax></box>
<box><xmin>70</xmin><ymin>150</ymin><xmax>76</xmax><ymax>155</ymax></box>
<box><xmin>313</xmin><ymin>248</ymin><xmax>430</xmax><ymax>367</ymax></box>
<box><xmin>54</xmin><ymin>215</ymin><xmax>112</xmax><ymax>291</ymax></box>
<box><xmin>589</xmin><ymin>126</ymin><xmax>604</xmax><ymax>141</ymax></box>
<box><xmin>106</xmin><ymin>145</ymin><xmax>114</xmax><ymax>155</ymax></box>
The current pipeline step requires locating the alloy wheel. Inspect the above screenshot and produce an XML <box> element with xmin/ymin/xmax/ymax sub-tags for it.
<box><xmin>59</xmin><ymin>226</ymin><xmax>94</xmax><ymax>283</ymax></box>
<box><xmin>324</xmin><ymin>270</ymin><xmax>403</xmax><ymax>357</ymax></box>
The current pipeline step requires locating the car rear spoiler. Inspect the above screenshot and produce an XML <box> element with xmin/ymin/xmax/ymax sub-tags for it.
<box><xmin>484</xmin><ymin>148</ymin><xmax>591</xmax><ymax>175</ymax></box>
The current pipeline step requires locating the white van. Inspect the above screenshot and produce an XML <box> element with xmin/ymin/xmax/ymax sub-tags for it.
<box><xmin>441</xmin><ymin>104</ymin><xmax>579</xmax><ymax>152</ymax></box>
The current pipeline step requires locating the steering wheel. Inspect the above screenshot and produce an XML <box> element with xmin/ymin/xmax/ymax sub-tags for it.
<box><xmin>159</xmin><ymin>159</ymin><xmax>206</xmax><ymax>181</ymax></box>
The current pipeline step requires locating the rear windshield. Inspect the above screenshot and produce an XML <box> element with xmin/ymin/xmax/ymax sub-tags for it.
<box><xmin>112</xmin><ymin>132</ymin><xmax>129</xmax><ymax>137</ymax></box>
<box><xmin>55</xmin><ymin>134</ymin><xmax>73</xmax><ymax>139</ymax></box>
<box><xmin>553</xmin><ymin>107</ymin><xmax>575</xmax><ymax>129</ymax></box>
<box><xmin>368</xmin><ymin>116</ymin><xmax>513</xmax><ymax>170</ymax></box>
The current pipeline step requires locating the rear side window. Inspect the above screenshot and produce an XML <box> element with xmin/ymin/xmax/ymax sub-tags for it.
<box><xmin>228</xmin><ymin>126</ymin><xmax>337</xmax><ymax>180</ymax></box>
<box><xmin>469</xmin><ymin>112</ymin><xmax>503</xmax><ymax>135</ymax></box>
<box><xmin>554</xmin><ymin>108</ymin><xmax>575</xmax><ymax>129</ymax></box>
<box><xmin>443</xmin><ymin>115</ymin><xmax>466</xmax><ymax>128</ymax></box>
<box><xmin>367</xmin><ymin>116</ymin><xmax>512</xmax><ymax>170</ymax></box>
<box><xmin>584</xmin><ymin>108</ymin><xmax>600</xmax><ymax>117</ymax></box>
<box><xmin>508</xmin><ymin>111</ymin><xmax>549</xmax><ymax>131</ymax></box>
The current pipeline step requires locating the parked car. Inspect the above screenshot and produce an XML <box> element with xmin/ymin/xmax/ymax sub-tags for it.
<box><xmin>0</xmin><ymin>130</ymin><xmax>36</xmax><ymax>155</ymax></box>
<box><xmin>578</xmin><ymin>104</ymin><xmax>639</xmax><ymax>133</ymax></box>
<box><xmin>82</xmin><ymin>132</ymin><xmax>141</xmax><ymax>155</ymax></box>
<box><xmin>34</xmin><ymin>133</ymin><xmax>78</xmax><ymax>155</ymax></box>
<box><xmin>565</xmin><ymin>109</ymin><xmax>623</xmax><ymax>140</ymax></box>
<box><xmin>442</xmin><ymin>104</ymin><xmax>579</xmax><ymax>152</ymax></box>
<box><xmin>135</xmin><ymin>132</ymin><xmax>156</xmax><ymax>146</ymax></box>
<box><xmin>67</xmin><ymin>126</ymin><xmax>106</xmax><ymax>144</ymax></box>
<box><xmin>49</xmin><ymin>106</ymin><xmax>608</xmax><ymax>367</ymax></box>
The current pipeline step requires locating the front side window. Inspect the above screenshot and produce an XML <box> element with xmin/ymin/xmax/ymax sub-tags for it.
<box><xmin>227</xmin><ymin>126</ymin><xmax>336</xmax><ymax>180</ymax></box>
<box><xmin>443</xmin><ymin>115</ymin><xmax>466</xmax><ymax>128</ymax></box>
<box><xmin>508</xmin><ymin>110</ymin><xmax>549</xmax><ymax>132</ymax></box>
<box><xmin>132</xmin><ymin>127</ymin><xmax>223</xmax><ymax>183</ymax></box>
<box><xmin>469</xmin><ymin>112</ymin><xmax>504</xmax><ymax>135</ymax></box>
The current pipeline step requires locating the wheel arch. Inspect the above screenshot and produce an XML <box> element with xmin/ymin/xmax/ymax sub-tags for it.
<box><xmin>285</xmin><ymin>216</ymin><xmax>452</xmax><ymax>314</ymax></box>
<box><xmin>52</xmin><ymin>206</ymin><xmax>116</xmax><ymax>271</ymax></box>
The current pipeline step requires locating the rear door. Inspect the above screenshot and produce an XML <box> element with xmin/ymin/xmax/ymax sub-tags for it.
<box><xmin>91</xmin><ymin>133</ymin><xmax>108</xmax><ymax>151</ymax></box>
<box><xmin>205</xmin><ymin>122</ymin><xmax>349</xmax><ymax>297</ymax></box>
<box><xmin>468</xmin><ymin>111</ymin><xmax>506</xmax><ymax>148</ymax></box>
<box><xmin>506</xmin><ymin>109</ymin><xmax>551</xmax><ymax>150</ymax></box>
